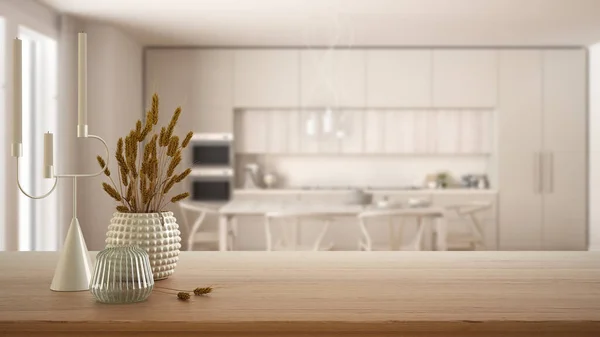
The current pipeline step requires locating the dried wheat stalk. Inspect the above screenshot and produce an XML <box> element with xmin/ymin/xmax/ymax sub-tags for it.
<box><xmin>97</xmin><ymin>93</ymin><xmax>192</xmax><ymax>213</ymax></box>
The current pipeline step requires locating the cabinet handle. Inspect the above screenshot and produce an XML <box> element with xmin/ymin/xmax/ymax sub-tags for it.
<box><xmin>548</xmin><ymin>152</ymin><xmax>554</xmax><ymax>194</ymax></box>
<box><xmin>534</xmin><ymin>152</ymin><xmax>542</xmax><ymax>194</ymax></box>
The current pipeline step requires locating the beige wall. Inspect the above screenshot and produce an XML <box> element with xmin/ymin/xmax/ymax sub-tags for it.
<box><xmin>74</xmin><ymin>21</ymin><xmax>143</xmax><ymax>250</ymax></box>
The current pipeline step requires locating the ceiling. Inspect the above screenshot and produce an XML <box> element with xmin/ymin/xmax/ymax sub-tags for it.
<box><xmin>39</xmin><ymin>0</ymin><xmax>600</xmax><ymax>47</ymax></box>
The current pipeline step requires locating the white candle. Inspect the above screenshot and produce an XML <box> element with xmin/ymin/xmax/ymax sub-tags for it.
<box><xmin>44</xmin><ymin>132</ymin><xmax>54</xmax><ymax>166</ymax></box>
<box><xmin>13</xmin><ymin>38</ymin><xmax>22</xmax><ymax>145</ymax></box>
<box><xmin>77</xmin><ymin>32</ymin><xmax>87</xmax><ymax>129</ymax></box>
<box><xmin>44</xmin><ymin>132</ymin><xmax>53</xmax><ymax>178</ymax></box>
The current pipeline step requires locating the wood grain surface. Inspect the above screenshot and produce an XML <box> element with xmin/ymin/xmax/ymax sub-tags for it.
<box><xmin>0</xmin><ymin>251</ymin><xmax>599</xmax><ymax>336</ymax></box>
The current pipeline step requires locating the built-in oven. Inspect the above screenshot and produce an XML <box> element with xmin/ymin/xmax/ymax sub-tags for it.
<box><xmin>190</xmin><ymin>133</ymin><xmax>233</xmax><ymax>167</ymax></box>
<box><xmin>190</xmin><ymin>168</ymin><xmax>233</xmax><ymax>202</ymax></box>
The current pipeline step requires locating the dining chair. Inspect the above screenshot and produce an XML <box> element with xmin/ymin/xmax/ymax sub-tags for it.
<box><xmin>357</xmin><ymin>208</ymin><xmax>440</xmax><ymax>251</ymax></box>
<box><xmin>179</xmin><ymin>201</ymin><xmax>237</xmax><ymax>251</ymax></box>
<box><xmin>264</xmin><ymin>211</ymin><xmax>334</xmax><ymax>251</ymax></box>
<box><xmin>441</xmin><ymin>201</ymin><xmax>492</xmax><ymax>250</ymax></box>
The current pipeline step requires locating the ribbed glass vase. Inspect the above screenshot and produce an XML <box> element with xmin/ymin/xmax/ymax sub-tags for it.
<box><xmin>90</xmin><ymin>246</ymin><xmax>154</xmax><ymax>304</ymax></box>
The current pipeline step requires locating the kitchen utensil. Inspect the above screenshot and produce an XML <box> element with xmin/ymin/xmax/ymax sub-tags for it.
<box><xmin>263</xmin><ymin>172</ymin><xmax>277</xmax><ymax>189</ymax></box>
<box><xmin>344</xmin><ymin>189</ymin><xmax>373</xmax><ymax>205</ymax></box>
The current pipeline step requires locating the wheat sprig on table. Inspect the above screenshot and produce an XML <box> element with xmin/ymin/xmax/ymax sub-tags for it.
<box><xmin>153</xmin><ymin>285</ymin><xmax>215</xmax><ymax>301</ymax></box>
<box><xmin>177</xmin><ymin>292</ymin><xmax>191</xmax><ymax>301</ymax></box>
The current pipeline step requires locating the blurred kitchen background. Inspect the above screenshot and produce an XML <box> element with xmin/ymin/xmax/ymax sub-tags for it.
<box><xmin>1</xmin><ymin>0</ymin><xmax>600</xmax><ymax>252</ymax></box>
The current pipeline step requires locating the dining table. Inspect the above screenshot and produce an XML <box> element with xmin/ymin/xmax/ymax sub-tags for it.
<box><xmin>217</xmin><ymin>199</ymin><xmax>448</xmax><ymax>251</ymax></box>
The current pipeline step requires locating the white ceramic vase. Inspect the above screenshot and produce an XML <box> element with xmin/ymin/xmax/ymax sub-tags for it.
<box><xmin>105</xmin><ymin>212</ymin><xmax>181</xmax><ymax>280</ymax></box>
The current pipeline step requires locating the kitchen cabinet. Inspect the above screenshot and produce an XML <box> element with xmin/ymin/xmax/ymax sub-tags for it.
<box><xmin>339</xmin><ymin>110</ymin><xmax>364</xmax><ymax>154</ymax></box>
<box><xmin>266</xmin><ymin>111</ymin><xmax>292</xmax><ymax>154</ymax></box>
<box><xmin>541</xmin><ymin>50</ymin><xmax>587</xmax><ymax>250</ymax></box>
<box><xmin>234</xmin><ymin>50</ymin><xmax>299</xmax><ymax>107</ymax></box>
<box><xmin>383</xmin><ymin>110</ymin><xmax>408</xmax><ymax>153</ymax></box>
<box><xmin>299</xmin><ymin>110</ymin><xmax>320</xmax><ymax>154</ymax></box>
<box><xmin>300</xmin><ymin>50</ymin><xmax>366</xmax><ymax>107</ymax></box>
<box><xmin>497</xmin><ymin>50</ymin><xmax>543</xmax><ymax>250</ymax></box>
<box><xmin>191</xmin><ymin>50</ymin><xmax>234</xmax><ymax>132</ymax></box>
<box><xmin>234</xmin><ymin>110</ymin><xmax>268</xmax><ymax>153</ymax></box>
<box><xmin>433</xmin><ymin>50</ymin><xmax>497</xmax><ymax>107</ymax></box>
<box><xmin>364</xmin><ymin>110</ymin><xmax>384</xmax><ymax>153</ymax></box>
<box><xmin>236</xmin><ymin>110</ymin><xmax>302</xmax><ymax>154</ymax></box>
<box><xmin>366</xmin><ymin>50</ymin><xmax>432</xmax><ymax>107</ymax></box>
<box><xmin>145</xmin><ymin>49</ymin><xmax>193</xmax><ymax>127</ymax></box>
<box><xmin>497</xmin><ymin>49</ymin><xmax>587</xmax><ymax>251</ymax></box>
<box><xmin>145</xmin><ymin>49</ymin><xmax>234</xmax><ymax>133</ymax></box>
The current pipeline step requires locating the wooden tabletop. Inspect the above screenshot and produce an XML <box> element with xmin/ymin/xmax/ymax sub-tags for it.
<box><xmin>0</xmin><ymin>251</ymin><xmax>599</xmax><ymax>336</ymax></box>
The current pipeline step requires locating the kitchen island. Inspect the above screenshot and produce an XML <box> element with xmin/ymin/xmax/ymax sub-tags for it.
<box><xmin>0</xmin><ymin>251</ymin><xmax>598</xmax><ymax>336</ymax></box>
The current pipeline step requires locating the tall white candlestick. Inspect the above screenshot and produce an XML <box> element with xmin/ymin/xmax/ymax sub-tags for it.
<box><xmin>77</xmin><ymin>32</ymin><xmax>88</xmax><ymax>137</ymax></box>
<box><xmin>44</xmin><ymin>132</ymin><xmax>54</xmax><ymax>178</ymax></box>
<box><xmin>13</xmin><ymin>38</ymin><xmax>22</xmax><ymax>154</ymax></box>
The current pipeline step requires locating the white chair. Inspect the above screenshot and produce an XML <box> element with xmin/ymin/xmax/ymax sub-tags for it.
<box><xmin>264</xmin><ymin>211</ymin><xmax>334</xmax><ymax>251</ymax></box>
<box><xmin>357</xmin><ymin>208</ymin><xmax>439</xmax><ymax>251</ymax></box>
<box><xmin>179</xmin><ymin>202</ymin><xmax>237</xmax><ymax>251</ymax></box>
<box><xmin>441</xmin><ymin>201</ymin><xmax>492</xmax><ymax>250</ymax></box>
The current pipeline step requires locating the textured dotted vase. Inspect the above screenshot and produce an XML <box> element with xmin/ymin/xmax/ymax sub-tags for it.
<box><xmin>105</xmin><ymin>212</ymin><xmax>181</xmax><ymax>280</ymax></box>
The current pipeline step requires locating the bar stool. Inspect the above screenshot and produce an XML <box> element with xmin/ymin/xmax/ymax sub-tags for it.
<box><xmin>357</xmin><ymin>208</ymin><xmax>443</xmax><ymax>251</ymax></box>
<box><xmin>442</xmin><ymin>201</ymin><xmax>492</xmax><ymax>250</ymax></box>
<box><xmin>179</xmin><ymin>201</ymin><xmax>236</xmax><ymax>251</ymax></box>
<box><xmin>264</xmin><ymin>211</ymin><xmax>334</xmax><ymax>251</ymax></box>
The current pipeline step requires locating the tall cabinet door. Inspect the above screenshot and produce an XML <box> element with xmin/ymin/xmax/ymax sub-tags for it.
<box><xmin>497</xmin><ymin>50</ymin><xmax>543</xmax><ymax>250</ymax></box>
<box><xmin>234</xmin><ymin>50</ymin><xmax>299</xmax><ymax>107</ymax></box>
<box><xmin>146</xmin><ymin>50</ymin><xmax>194</xmax><ymax>127</ymax></box>
<box><xmin>542</xmin><ymin>50</ymin><xmax>588</xmax><ymax>250</ymax></box>
<box><xmin>191</xmin><ymin>50</ymin><xmax>234</xmax><ymax>133</ymax></box>
<box><xmin>145</xmin><ymin>50</ymin><xmax>234</xmax><ymax>133</ymax></box>
<box><xmin>300</xmin><ymin>50</ymin><xmax>366</xmax><ymax>107</ymax></box>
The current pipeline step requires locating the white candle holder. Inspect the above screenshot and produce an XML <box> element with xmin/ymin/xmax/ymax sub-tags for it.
<box><xmin>12</xmin><ymin>32</ymin><xmax>105</xmax><ymax>291</ymax></box>
<box><xmin>13</xmin><ymin>133</ymin><xmax>110</xmax><ymax>292</ymax></box>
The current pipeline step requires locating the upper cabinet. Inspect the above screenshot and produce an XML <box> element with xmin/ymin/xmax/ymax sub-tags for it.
<box><xmin>301</xmin><ymin>50</ymin><xmax>366</xmax><ymax>107</ymax></box>
<box><xmin>145</xmin><ymin>49</ymin><xmax>234</xmax><ymax>133</ymax></box>
<box><xmin>366</xmin><ymin>50</ymin><xmax>432</xmax><ymax>107</ymax></box>
<box><xmin>234</xmin><ymin>50</ymin><xmax>299</xmax><ymax>107</ymax></box>
<box><xmin>432</xmin><ymin>50</ymin><xmax>497</xmax><ymax>107</ymax></box>
<box><xmin>191</xmin><ymin>50</ymin><xmax>234</xmax><ymax>132</ymax></box>
<box><xmin>146</xmin><ymin>50</ymin><xmax>195</xmax><ymax>126</ymax></box>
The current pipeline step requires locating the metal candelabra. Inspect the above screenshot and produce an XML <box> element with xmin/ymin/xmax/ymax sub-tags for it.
<box><xmin>13</xmin><ymin>130</ymin><xmax>111</xmax><ymax>292</ymax></box>
<box><xmin>12</xmin><ymin>32</ymin><xmax>106</xmax><ymax>291</ymax></box>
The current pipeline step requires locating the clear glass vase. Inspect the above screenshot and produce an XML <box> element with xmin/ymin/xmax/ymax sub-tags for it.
<box><xmin>90</xmin><ymin>246</ymin><xmax>154</xmax><ymax>304</ymax></box>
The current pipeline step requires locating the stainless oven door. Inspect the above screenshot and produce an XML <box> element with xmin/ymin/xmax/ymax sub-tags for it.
<box><xmin>190</xmin><ymin>169</ymin><xmax>233</xmax><ymax>202</ymax></box>
<box><xmin>192</xmin><ymin>143</ymin><xmax>231</xmax><ymax>166</ymax></box>
<box><xmin>190</xmin><ymin>133</ymin><xmax>233</xmax><ymax>167</ymax></box>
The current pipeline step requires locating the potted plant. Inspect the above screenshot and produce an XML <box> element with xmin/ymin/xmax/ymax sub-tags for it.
<box><xmin>99</xmin><ymin>93</ymin><xmax>193</xmax><ymax>280</ymax></box>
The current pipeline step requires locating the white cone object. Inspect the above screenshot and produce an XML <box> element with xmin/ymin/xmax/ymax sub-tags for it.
<box><xmin>50</xmin><ymin>218</ymin><xmax>92</xmax><ymax>291</ymax></box>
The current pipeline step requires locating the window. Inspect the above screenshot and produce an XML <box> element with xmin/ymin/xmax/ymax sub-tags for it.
<box><xmin>18</xmin><ymin>26</ymin><xmax>58</xmax><ymax>251</ymax></box>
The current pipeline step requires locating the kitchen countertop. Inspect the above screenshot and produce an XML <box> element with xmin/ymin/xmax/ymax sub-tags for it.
<box><xmin>234</xmin><ymin>188</ymin><xmax>498</xmax><ymax>195</ymax></box>
<box><xmin>0</xmin><ymin>251</ymin><xmax>598</xmax><ymax>336</ymax></box>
